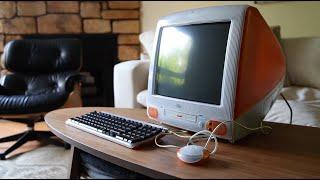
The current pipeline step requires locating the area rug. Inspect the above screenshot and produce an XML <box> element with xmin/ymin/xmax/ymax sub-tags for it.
<box><xmin>0</xmin><ymin>145</ymin><xmax>69</xmax><ymax>179</ymax></box>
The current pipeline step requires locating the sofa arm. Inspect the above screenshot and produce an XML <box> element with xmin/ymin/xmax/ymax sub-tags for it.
<box><xmin>114</xmin><ymin>60</ymin><xmax>150</xmax><ymax>108</ymax></box>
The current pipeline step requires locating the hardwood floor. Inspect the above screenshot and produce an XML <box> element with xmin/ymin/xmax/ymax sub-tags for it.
<box><xmin>0</xmin><ymin>120</ymin><xmax>49</xmax><ymax>159</ymax></box>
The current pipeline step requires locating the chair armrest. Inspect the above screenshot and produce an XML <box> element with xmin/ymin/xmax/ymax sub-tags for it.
<box><xmin>0</xmin><ymin>84</ymin><xmax>13</xmax><ymax>95</ymax></box>
<box><xmin>63</xmin><ymin>73</ymin><xmax>83</xmax><ymax>93</ymax></box>
<box><xmin>0</xmin><ymin>74</ymin><xmax>26</xmax><ymax>95</ymax></box>
<box><xmin>114</xmin><ymin>60</ymin><xmax>150</xmax><ymax>108</ymax></box>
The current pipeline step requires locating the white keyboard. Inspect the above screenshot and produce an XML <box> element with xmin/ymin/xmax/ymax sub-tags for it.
<box><xmin>65</xmin><ymin>111</ymin><xmax>167</xmax><ymax>148</ymax></box>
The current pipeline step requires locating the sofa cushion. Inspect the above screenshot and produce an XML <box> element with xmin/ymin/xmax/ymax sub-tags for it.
<box><xmin>265</xmin><ymin>86</ymin><xmax>320</xmax><ymax>128</ymax></box>
<box><xmin>278</xmin><ymin>86</ymin><xmax>320</xmax><ymax>102</ymax></box>
<box><xmin>282</xmin><ymin>37</ymin><xmax>320</xmax><ymax>89</ymax></box>
<box><xmin>139</xmin><ymin>31</ymin><xmax>155</xmax><ymax>60</ymax></box>
<box><xmin>137</xmin><ymin>89</ymin><xmax>148</xmax><ymax>107</ymax></box>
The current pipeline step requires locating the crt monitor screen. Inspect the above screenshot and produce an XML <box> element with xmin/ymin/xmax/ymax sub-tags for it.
<box><xmin>154</xmin><ymin>22</ymin><xmax>231</xmax><ymax>105</ymax></box>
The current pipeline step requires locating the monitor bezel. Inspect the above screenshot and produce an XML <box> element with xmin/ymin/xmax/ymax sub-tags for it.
<box><xmin>147</xmin><ymin>5</ymin><xmax>248</xmax><ymax>122</ymax></box>
<box><xmin>153</xmin><ymin>21</ymin><xmax>231</xmax><ymax>105</ymax></box>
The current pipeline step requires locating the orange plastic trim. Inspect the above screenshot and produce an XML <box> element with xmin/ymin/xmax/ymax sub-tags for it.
<box><xmin>234</xmin><ymin>7</ymin><xmax>286</xmax><ymax>119</ymax></box>
<box><xmin>206</xmin><ymin>120</ymin><xmax>227</xmax><ymax>136</ymax></box>
<box><xmin>148</xmin><ymin>107</ymin><xmax>159</xmax><ymax>119</ymax></box>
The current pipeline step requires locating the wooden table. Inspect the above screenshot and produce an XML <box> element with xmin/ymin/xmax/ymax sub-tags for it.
<box><xmin>44</xmin><ymin>107</ymin><xmax>320</xmax><ymax>179</ymax></box>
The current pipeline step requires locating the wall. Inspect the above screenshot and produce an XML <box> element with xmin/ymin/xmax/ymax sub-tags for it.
<box><xmin>141</xmin><ymin>1</ymin><xmax>320</xmax><ymax>38</ymax></box>
<box><xmin>0</xmin><ymin>1</ymin><xmax>141</xmax><ymax>61</ymax></box>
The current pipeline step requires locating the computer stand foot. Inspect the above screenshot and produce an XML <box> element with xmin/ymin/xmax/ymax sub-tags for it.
<box><xmin>64</xmin><ymin>143</ymin><xmax>71</xmax><ymax>150</ymax></box>
<box><xmin>0</xmin><ymin>154</ymin><xmax>5</xmax><ymax>160</ymax></box>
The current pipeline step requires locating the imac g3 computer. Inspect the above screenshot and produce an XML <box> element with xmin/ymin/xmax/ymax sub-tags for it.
<box><xmin>147</xmin><ymin>5</ymin><xmax>285</xmax><ymax>142</ymax></box>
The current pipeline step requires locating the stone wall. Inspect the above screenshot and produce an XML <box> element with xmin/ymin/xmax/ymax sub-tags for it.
<box><xmin>0</xmin><ymin>1</ymin><xmax>141</xmax><ymax>61</ymax></box>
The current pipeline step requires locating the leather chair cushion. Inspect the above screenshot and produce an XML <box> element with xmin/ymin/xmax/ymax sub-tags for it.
<box><xmin>0</xmin><ymin>72</ymin><xmax>79</xmax><ymax>114</ymax></box>
<box><xmin>0</xmin><ymin>91</ymin><xmax>69</xmax><ymax>114</ymax></box>
<box><xmin>3</xmin><ymin>39</ymin><xmax>82</xmax><ymax>74</ymax></box>
<box><xmin>1</xmin><ymin>72</ymin><xmax>78</xmax><ymax>93</ymax></box>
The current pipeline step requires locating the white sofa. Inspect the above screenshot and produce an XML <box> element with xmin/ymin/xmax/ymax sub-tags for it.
<box><xmin>114</xmin><ymin>31</ymin><xmax>320</xmax><ymax>128</ymax></box>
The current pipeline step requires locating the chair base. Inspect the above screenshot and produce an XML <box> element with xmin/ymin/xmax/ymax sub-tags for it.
<box><xmin>0</xmin><ymin>130</ymin><xmax>58</xmax><ymax>160</ymax></box>
<box><xmin>0</xmin><ymin>128</ymin><xmax>70</xmax><ymax>160</ymax></box>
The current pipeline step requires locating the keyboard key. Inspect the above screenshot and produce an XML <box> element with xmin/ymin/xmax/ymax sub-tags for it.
<box><xmin>116</xmin><ymin>135</ymin><xmax>123</xmax><ymax>140</ymax></box>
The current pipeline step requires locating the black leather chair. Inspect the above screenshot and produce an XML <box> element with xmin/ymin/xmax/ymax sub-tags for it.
<box><xmin>0</xmin><ymin>39</ymin><xmax>83</xmax><ymax>160</ymax></box>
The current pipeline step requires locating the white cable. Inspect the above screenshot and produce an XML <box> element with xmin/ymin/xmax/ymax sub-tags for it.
<box><xmin>233</xmin><ymin>121</ymin><xmax>272</xmax><ymax>132</ymax></box>
<box><xmin>170</xmin><ymin>130</ymin><xmax>192</xmax><ymax>138</ymax></box>
<box><xmin>203</xmin><ymin>120</ymin><xmax>229</xmax><ymax>154</ymax></box>
<box><xmin>155</xmin><ymin>120</ymin><xmax>272</xmax><ymax>155</ymax></box>
<box><xmin>154</xmin><ymin>133</ymin><xmax>180</xmax><ymax>148</ymax></box>
<box><xmin>188</xmin><ymin>130</ymin><xmax>218</xmax><ymax>154</ymax></box>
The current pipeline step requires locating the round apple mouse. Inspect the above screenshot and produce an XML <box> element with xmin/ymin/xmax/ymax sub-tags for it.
<box><xmin>177</xmin><ymin>145</ymin><xmax>208</xmax><ymax>164</ymax></box>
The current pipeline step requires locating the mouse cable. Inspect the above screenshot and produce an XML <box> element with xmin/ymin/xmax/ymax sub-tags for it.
<box><xmin>155</xmin><ymin>120</ymin><xmax>272</xmax><ymax>155</ymax></box>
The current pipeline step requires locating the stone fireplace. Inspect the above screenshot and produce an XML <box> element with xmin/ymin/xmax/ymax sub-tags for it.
<box><xmin>0</xmin><ymin>1</ymin><xmax>141</xmax><ymax>106</ymax></box>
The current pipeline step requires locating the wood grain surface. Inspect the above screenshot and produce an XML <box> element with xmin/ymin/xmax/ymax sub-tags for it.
<box><xmin>44</xmin><ymin>107</ymin><xmax>320</xmax><ymax>179</ymax></box>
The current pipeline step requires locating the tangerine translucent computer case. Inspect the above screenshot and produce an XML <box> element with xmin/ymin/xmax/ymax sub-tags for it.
<box><xmin>147</xmin><ymin>5</ymin><xmax>285</xmax><ymax>142</ymax></box>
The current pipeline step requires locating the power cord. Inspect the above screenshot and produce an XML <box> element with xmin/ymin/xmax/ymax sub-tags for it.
<box><xmin>280</xmin><ymin>93</ymin><xmax>293</xmax><ymax>125</ymax></box>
